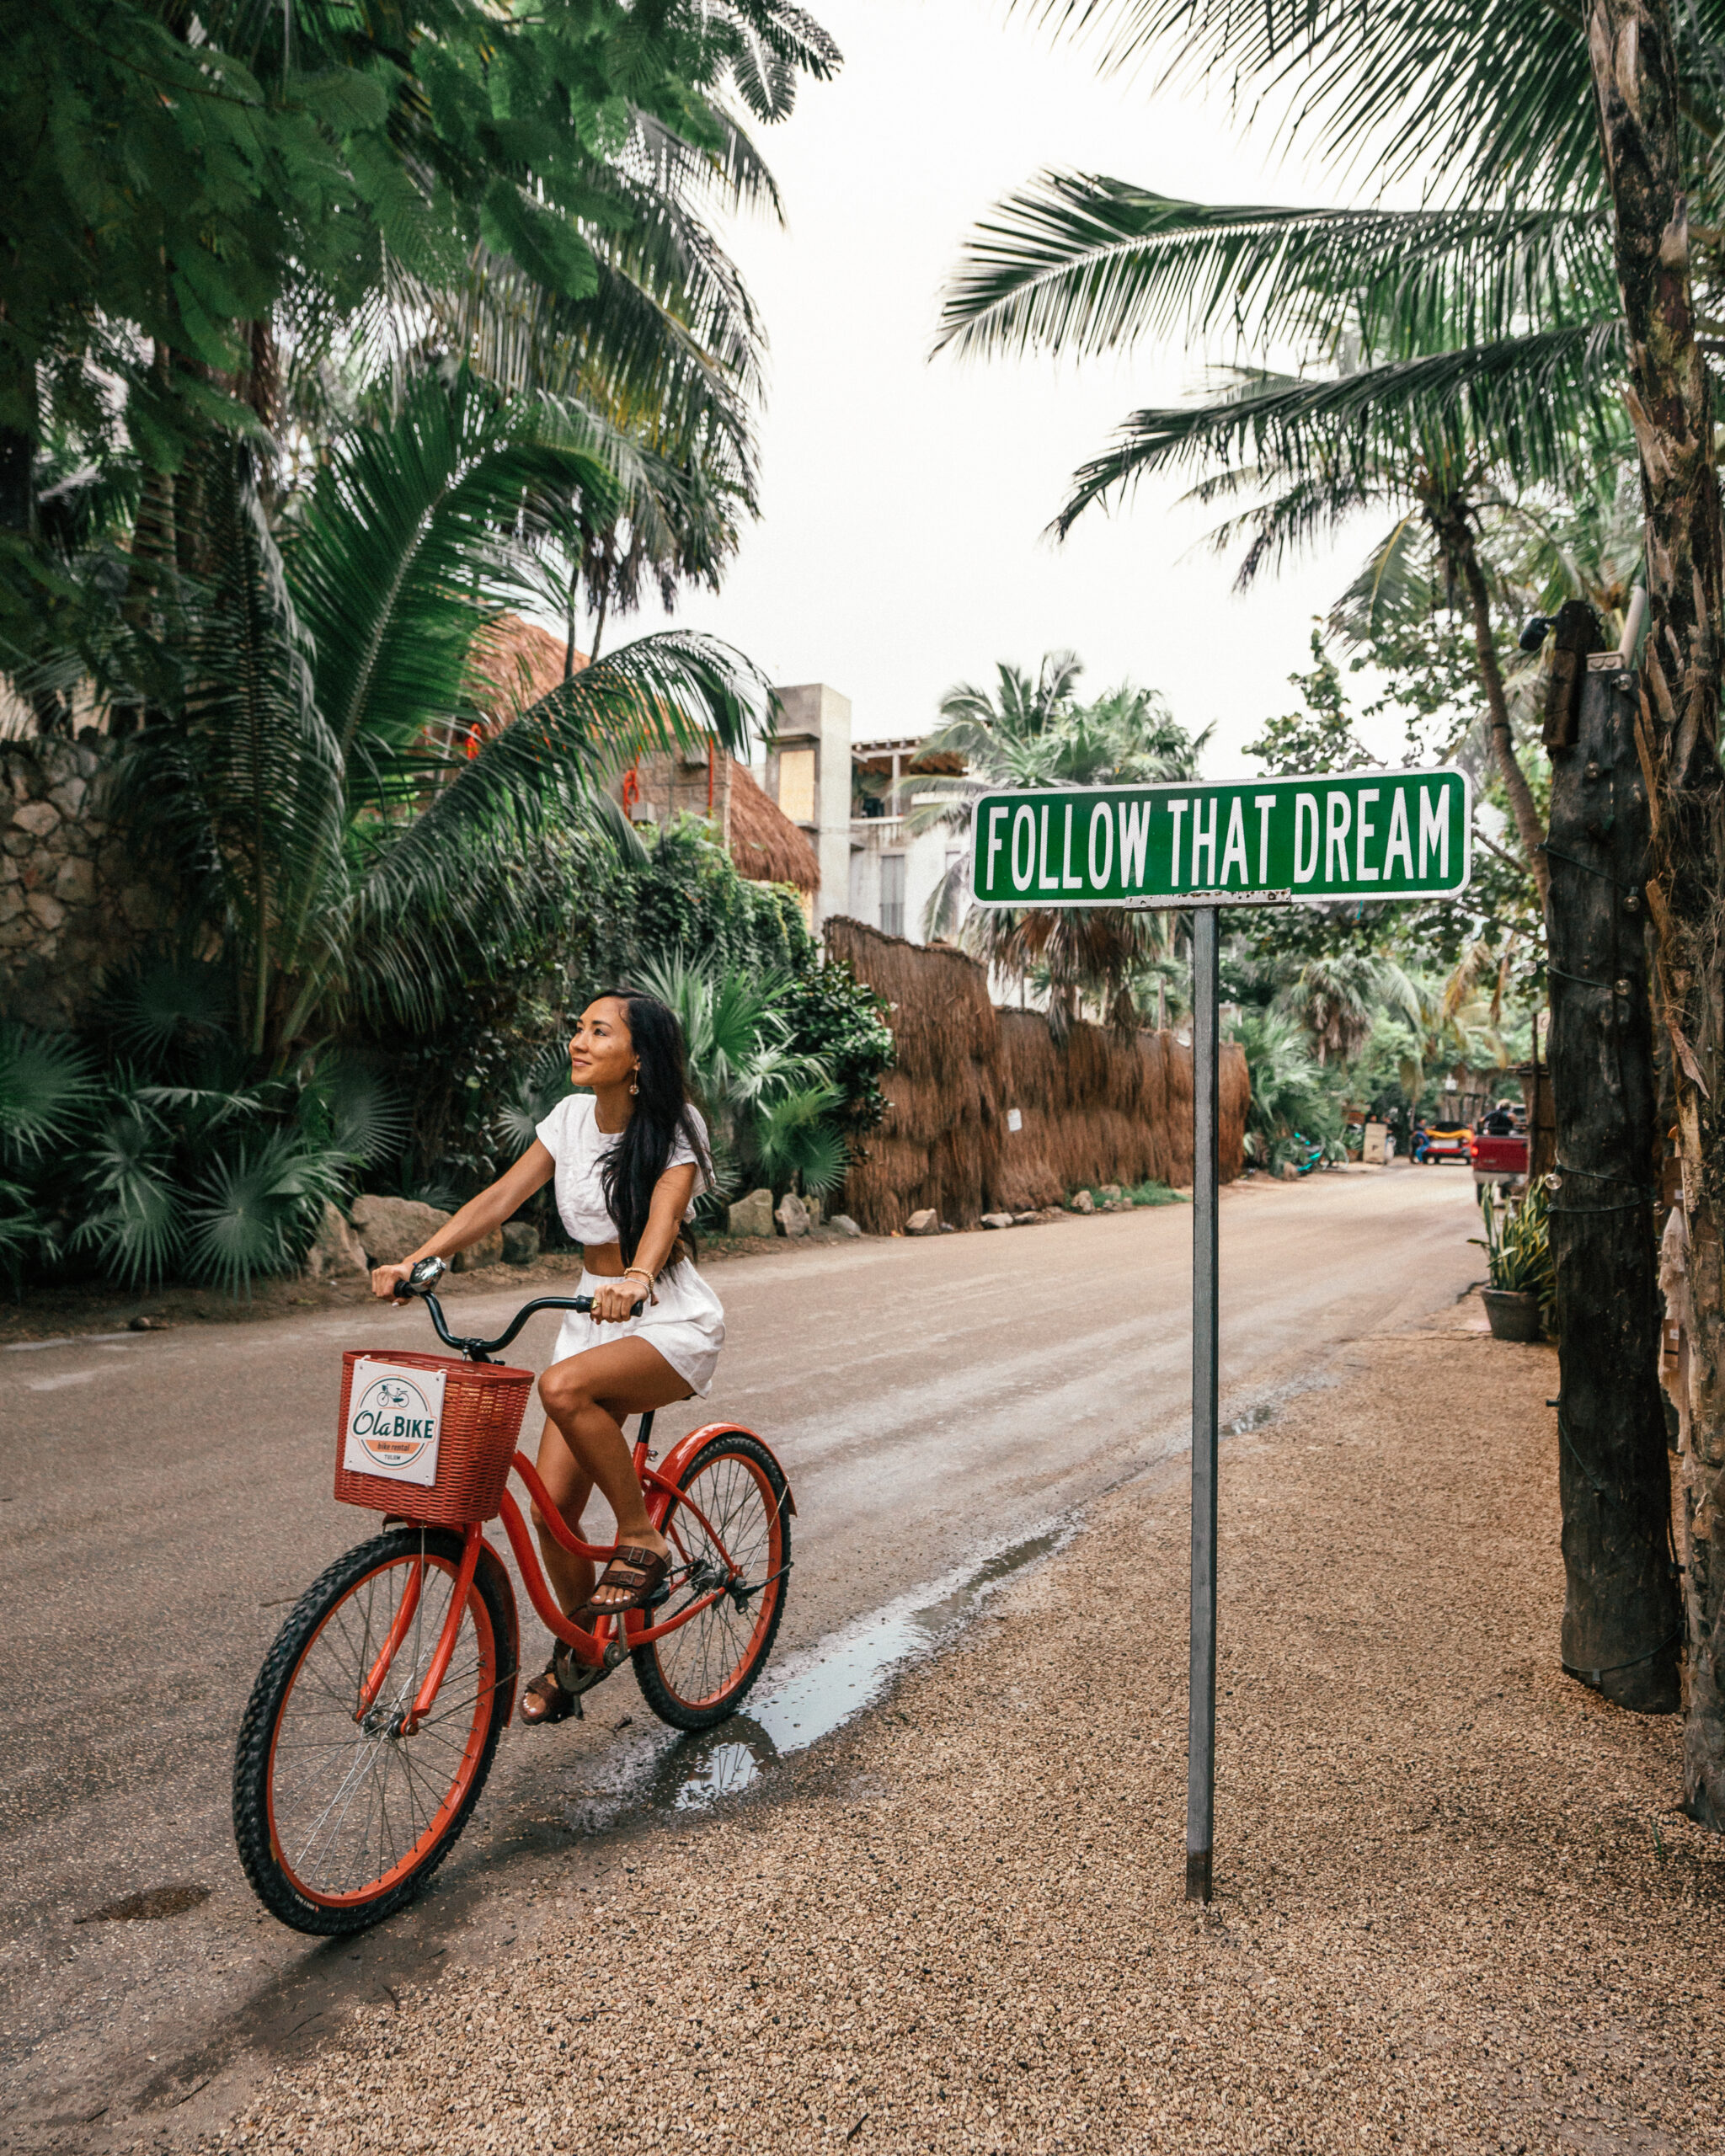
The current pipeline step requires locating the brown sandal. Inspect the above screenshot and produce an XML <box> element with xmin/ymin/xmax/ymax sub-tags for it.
<box><xmin>577</xmin><ymin>1545</ymin><xmax>672</xmax><ymax>1618</ymax></box>
<box><xmin>519</xmin><ymin>1660</ymin><xmax>577</xmax><ymax>1725</ymax></box>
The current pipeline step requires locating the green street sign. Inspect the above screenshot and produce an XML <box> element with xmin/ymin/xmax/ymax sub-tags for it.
<box><xmin>969</xmin><ymin>768</ymin><xmax>1471</xmax><ymax>909</ymax></box>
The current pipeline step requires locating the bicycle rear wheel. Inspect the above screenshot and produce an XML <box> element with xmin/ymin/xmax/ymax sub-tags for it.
<box><xmin>233</xmin><ymin>1526</ymin><xmax>515</xmax><ymax>1935</ymax></box>
<box><xmin>633</xmin><ymin>1430</ymin><xmax>790</xmax><ymax>1732</ymax></box>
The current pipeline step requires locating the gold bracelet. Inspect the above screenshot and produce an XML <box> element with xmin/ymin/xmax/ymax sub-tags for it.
<box><xmin>623</xmin><ymin>1266</ymin><xmax>654</xmax><ymax>1287</ymax></box>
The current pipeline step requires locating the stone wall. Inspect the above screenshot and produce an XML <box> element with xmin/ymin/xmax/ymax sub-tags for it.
<box><xmin>0</xmin><ymin>739</ymin><xmax>172</xmax><ymax>1031</ymax></box>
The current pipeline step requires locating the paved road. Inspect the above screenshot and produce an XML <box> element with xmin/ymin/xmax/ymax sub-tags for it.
<box><xmin>1</xmin><ymin>1166</ymin><xmax>1480</xmax><ymax>2148</ymax></box>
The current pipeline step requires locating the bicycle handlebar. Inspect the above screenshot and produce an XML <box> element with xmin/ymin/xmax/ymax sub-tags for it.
<box><xmin>392</xmin><ymin>1255</ymin><xmax>643</xmax><ymax>1362</ymax></box>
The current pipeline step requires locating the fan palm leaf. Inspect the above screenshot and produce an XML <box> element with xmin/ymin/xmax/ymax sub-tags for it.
<box><xmin>0</xmin><ymin>1022</ymin><xmax>100</xmax><ymax>1163</ymax></box>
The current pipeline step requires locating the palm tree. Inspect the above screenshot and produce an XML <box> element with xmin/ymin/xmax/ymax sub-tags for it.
<box><xmin>108</xmin><ymin>369</ymin><xmax>766</xmax><ymax>1067</ymax></box>
<box><xmin>1274</xmin><ymin>951</ymin><xmax>1422</xmax><ymax>1065</ymax></box>
<box><xmin>912</xmin><ymin>653</ymin><xmax>1209</xmax><ymax>1027</ymax></box>
<box><xmin>937</xmin><ymin>180</ymin><xmax>1633</xmax><ymax>900</ymax></box>
<box><xmin>989</xmin><ymin>0</ymin><xmax>1706</xmax><ymax>1790</ymax></box>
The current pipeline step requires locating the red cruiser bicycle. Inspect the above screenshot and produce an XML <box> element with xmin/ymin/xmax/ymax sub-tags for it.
<box><xmin>232</xmin><ymin>1258</ymin><xmax>793</xmax><ymax>1935</ymax></box>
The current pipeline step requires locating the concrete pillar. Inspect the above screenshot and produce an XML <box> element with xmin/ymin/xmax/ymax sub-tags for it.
<box><xmin>766</xmin><ymin>683</ymin><xmax>852</xmax><ymax>930</ymax></box>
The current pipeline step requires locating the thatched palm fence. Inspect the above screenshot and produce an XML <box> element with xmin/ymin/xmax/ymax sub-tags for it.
<box><xmin>826</xmin><ymin>919</ymin><xmax>1248</xmax><ymax>1233</ymax></box>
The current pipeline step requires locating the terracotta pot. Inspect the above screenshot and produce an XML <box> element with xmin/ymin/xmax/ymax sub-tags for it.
<box><xmin>1482</xmin><ymin>1288</ymin><xmax>1542</xmax><ymax>1342</ymax></box>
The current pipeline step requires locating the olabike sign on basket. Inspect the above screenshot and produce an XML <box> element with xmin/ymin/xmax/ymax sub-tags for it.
<box><xmin>342</xmin><ymin>1358</ymin><xmax>446</xmax><ymax>1487</ymax></box>
<box><xmin>969</xmin><ymin>769</ymin><xmax>1471</xmax><ymax>910</ymax></box>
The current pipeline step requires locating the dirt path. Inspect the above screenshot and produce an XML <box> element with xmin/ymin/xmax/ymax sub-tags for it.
<box><xmin>198</xmin><ymin>1307</ymin><xmax>1722</xmax><ymax>2155</ymax></box>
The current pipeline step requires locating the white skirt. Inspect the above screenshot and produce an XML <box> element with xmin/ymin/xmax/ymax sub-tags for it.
<box><xmin>549</xmin><ymin>1262</ymin><xmax>725</xmax><ymax>1398</ymax></box>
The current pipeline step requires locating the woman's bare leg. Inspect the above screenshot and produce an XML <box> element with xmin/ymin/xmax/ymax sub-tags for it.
<box><xmin>529</xmin><ymin>1413</ymin><xmax>596</xmax><ymax>1618</ymax></box>
<box><xmin>537</xmin><ymin>1337</ymin><xmax>692</xmax><ymax>1609</ymax></box>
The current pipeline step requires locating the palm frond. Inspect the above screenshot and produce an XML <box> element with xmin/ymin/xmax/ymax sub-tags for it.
<box><xmin>1013</xmin><ymin>0</ymin><xmax>1714</xmax><ymax>201</ymax></box>
<box><xmin>1054</xmin><ymin>325</ymin><xmax>1625</xmax><ymax>536</ymax></box>
<box><xmin>288</xmin><ymin>367</ymin><xmax>623</xmax><ymax>782</ymax></box>
<box><xmin>938</xmin><ymin>177</ymin><xmax>1610</xmax><ymax>363</ymax></box>
<box><xmin>324</xmin><ymin>632</ymin><xmax>766</xmax><ymax>1038</ymax></box>
<box><xmin>0</xmin><ymin>1022</ymin><xmax>100</xmax><ymax>1163</ymax></box>
<box><xmin>185</xmin><ymin>1129</ymin><xmax>346</xmax><ymax>1297</ymax></box>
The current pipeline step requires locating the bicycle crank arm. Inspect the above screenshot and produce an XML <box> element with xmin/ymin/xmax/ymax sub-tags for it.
<box><xmin>552</xmin><ymin>1636</ymin><xmax>632</xmax><ymax>1712</ymax></box>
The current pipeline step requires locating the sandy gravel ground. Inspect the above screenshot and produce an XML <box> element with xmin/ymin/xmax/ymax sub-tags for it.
<box><xmin>207</xmin><ymin>1315</ymin><xmax>1724</xmax><ymax>2155</ymax></box>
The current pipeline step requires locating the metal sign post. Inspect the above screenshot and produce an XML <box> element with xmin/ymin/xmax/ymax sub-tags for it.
<box><xmin>969</xmin><ymin>766</ymin><xmax>1471</xmax><ymax>1903</ymax></box>
<box><xmin>1187</xmin><ymin>900</ymin><xmax>1220</xmax><ymax>1901</ymax></box>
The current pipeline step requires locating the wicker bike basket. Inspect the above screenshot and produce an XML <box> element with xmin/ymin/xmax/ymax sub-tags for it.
<box><xmin>333</xmin><ymin>1348</ymin><xmax>536</xmax><ymax>1525</ymax></box>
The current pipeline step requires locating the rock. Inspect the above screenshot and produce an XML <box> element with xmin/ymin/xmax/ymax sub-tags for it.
<box><xmin>804</xmin><ymin>1193</ymin><xmax>823</xmax><ymax>1227</ymax></box>
<box><xmin>11</xmin><ymin>800</ymin><xmax>58</xmax><ymax>839</ymax></box>
<box><xmin>128</xmin><ymin>1314</ymin><xmax>170</xmax><ymax>1331</ymax></box>
<box><xmin>47</xmin><ymin>776</ymin><xmax>87</xmax><ymax>818</ymax></box>
<box><xmin>1099</xmin><ymin>1183</ymin><xmax>1124</xmax><ymax>1200</ymax></box>
<box><xmin>828</xmin><ymin>1213</ymin><xmax>862</xmax><ymax>1238</ymax></box>
<box><xmin>981</xmin><ymin>1212</ymin><xmax>1015</xmax><ymax>1230</ymax></box>
<box><xmin>1012</xmin><ymin>1212</ymin><xmax>1043</xmax><ymax>1226</ymax></box>
<box><xmin>1068</xmin><ymin>1189</ymin><xmax>1096</xmax><ymax>1214</ymax></box>
<box><xmin>1103</xmin><ymin>1197</ymin><xmax>1131</xmax><ymax>1214</ymax></box>
<box><xmin>940</xmin><ymin>1221</ymin><xmax>957</xmax><ymax>1233</ymax></box>
<box><xmin>303</xmin><ymin>1199</ymin><xmax>369</xmax><ymax>1282</ymax></box>
<box><xmin>451</xmin><ymin>1226</ymin><xmax>505</xmax><ymax>1271</ymax></box>
<box><xmin>775</xmin><ymin>1192</ymin><xmax>811</xmax><ymax>1238</ymax></box>
<box><xmin>728</xmin><ymin>1187</ymin><xmax>775</xmax><ymax>1238</ymax></box>
<box><xmin>24</xmin><ymin>890</ymin><xmax>65</xmax><ymax>932</ymax></box>
<box><xmin>1279</xmin><ymin>1161</ymin><xmax>1301</xmax><ymax>1182</ymax></box>
<box><xmin>351</xmin><ymin>1193</ymin><xmax>451</xmax><ymax>1267</ymax></box>
<box><xmin>53</xmin><ymin>856</ymin><xmax>96</xmax><ymax>905</ymax></box>
<box><xmin>905</xmin><ymin>1208</ymin><xmax>939</xmax><ymax>1235</ymax></box>
<box><xmin>501</xmin><ymin>1220</ymin><xmax>541</xmax><ymax>1266</ymax></box>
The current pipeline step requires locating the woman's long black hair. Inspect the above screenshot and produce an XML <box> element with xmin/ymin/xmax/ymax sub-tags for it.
<box><xmin>595</xmin><ymin>989</ymin><xmax>711</xmax><ymax>1269</ymax></box>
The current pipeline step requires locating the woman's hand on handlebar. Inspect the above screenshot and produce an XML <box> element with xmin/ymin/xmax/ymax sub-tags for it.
<box><xmin>371</xmin><ymin>1262</ymin><xmax>413</xmax><ymax>1299</ymax></box>
<box><xmin>588</xmin><ymin>1276</ymin><xmax>651</xmax><ymax>1324</ymax></box>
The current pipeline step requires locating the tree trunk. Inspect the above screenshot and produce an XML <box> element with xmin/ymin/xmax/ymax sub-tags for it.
<box><xmin>1589</xmin><ymin>0</ymin><xmax>1725</xmax><ymax>1808</ymax></box>
<box><xmin>1546</xmin><ymin>659</ymin><xmax>1681</xmax><ymax>1710</ymax></box>
<box><xmin>1444</xmin><ymin>511</ymin><xmax>1551</xmax><ymax>905</ymax></box>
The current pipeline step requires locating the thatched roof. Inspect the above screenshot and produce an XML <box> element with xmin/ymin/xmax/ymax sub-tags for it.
<box><xmin>466</xmin><ymin>620</ymin><xmax>814</xmax><ymax>891</ymax></box>
<box><xmin>728</xmin><ymin>757</ymin><xmax>820</xmax><ymax>891</ymax></box>
<box><xmin>468</xmin><ymin>614</ymin><xmax>585</xmax><ymax>721</ymax></box>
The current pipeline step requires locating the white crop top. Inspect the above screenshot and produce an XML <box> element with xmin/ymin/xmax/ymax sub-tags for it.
<box><xmin>534</xmin><ymin>1092</ymin><xmax>709</xmax><ymax>1246</ymax></box>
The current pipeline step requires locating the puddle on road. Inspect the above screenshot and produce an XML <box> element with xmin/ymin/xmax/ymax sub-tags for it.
<box><xmin>553</xmin><ymin>1524</ymin><xmax>1071</xmax><ymax>1828</ymax></box>
<box><xmin>521</xmin><ymin>1377</ymin><xmax>1302</xmax><ymax>1844</ymax></box>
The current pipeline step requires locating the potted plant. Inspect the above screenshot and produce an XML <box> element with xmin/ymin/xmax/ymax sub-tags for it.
<box><xmin>1472</xmin><ymin>1182</ymin><xmax>1553</xmax><ymax>1342</ymax></box>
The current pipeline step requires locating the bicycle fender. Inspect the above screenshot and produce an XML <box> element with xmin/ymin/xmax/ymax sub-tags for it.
<box><xmin>653</xmin><ymin>1421</ymin><xmax>797</xmax><ymax>1517</ymax></box>
<box><xmin>475</xmin><ymin>1537</ymin><xmax>521</xmax><ymax>1717</ymax></box>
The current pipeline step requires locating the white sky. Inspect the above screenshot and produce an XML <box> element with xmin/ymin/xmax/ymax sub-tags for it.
<box><xmin>634</xmin><ymin>0</ymin><xmax>1410</xmax><ymax>776</ymax></box>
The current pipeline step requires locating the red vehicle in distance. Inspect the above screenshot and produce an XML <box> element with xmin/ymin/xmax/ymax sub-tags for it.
<box><xmin>1470</xmin><ymin>1103</ymin><xmax>1529</xmax><ymax>1187</ymax></box>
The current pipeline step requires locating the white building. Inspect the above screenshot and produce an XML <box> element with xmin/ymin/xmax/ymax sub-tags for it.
<box><xmin>847</xmin><ymin>734</ymin><xmax>968</xmax><ymax>947</ymax></box>
<box><xmin>762</xmin><ymin>684</ymin><xmax>853</xmax><ymax>932</ymax></box>
<box><xmin>755</xmin><ymin>690</ymin><xmax>970</xmax><ymax>945</ymax></box>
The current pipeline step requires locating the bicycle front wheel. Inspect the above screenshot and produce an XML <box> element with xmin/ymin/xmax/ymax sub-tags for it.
<box><xmin>633</xmin><ymin>1430</ymin><xmax>790</xmax><ymax>1732</ymax></box>
<box><xmin>233</xmin><ymin>1526</ymin><xmax>515</xmax><ymax>1935</ymax></box>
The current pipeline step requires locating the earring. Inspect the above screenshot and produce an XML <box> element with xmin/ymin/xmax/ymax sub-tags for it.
<box><xmin>630</xmin><ymin>1070</ymin><xmax>639</xmax><ymax>1096</ymax></box>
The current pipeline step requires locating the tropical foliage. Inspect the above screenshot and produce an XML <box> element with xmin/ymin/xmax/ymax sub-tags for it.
<box><xmin>3</xmin><ymin>0</ymin><xmax>840</xmax><ymax>659</ymax></box>
<box><xmin>912</xmin><ymin>649</ymin><xmax>1210</xmax><ymax>1028</ymax></box>
<box><xmin>1</xmin><ymin>0</ymin><xmax>854</xmax><ymax>1294</ymax></box>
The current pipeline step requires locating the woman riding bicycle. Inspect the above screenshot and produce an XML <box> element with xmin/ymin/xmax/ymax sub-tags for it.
<box><xmin>370</xmin><ymin>989</ymin><xmax>723</xmax><ymax>1726</ymax></box>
